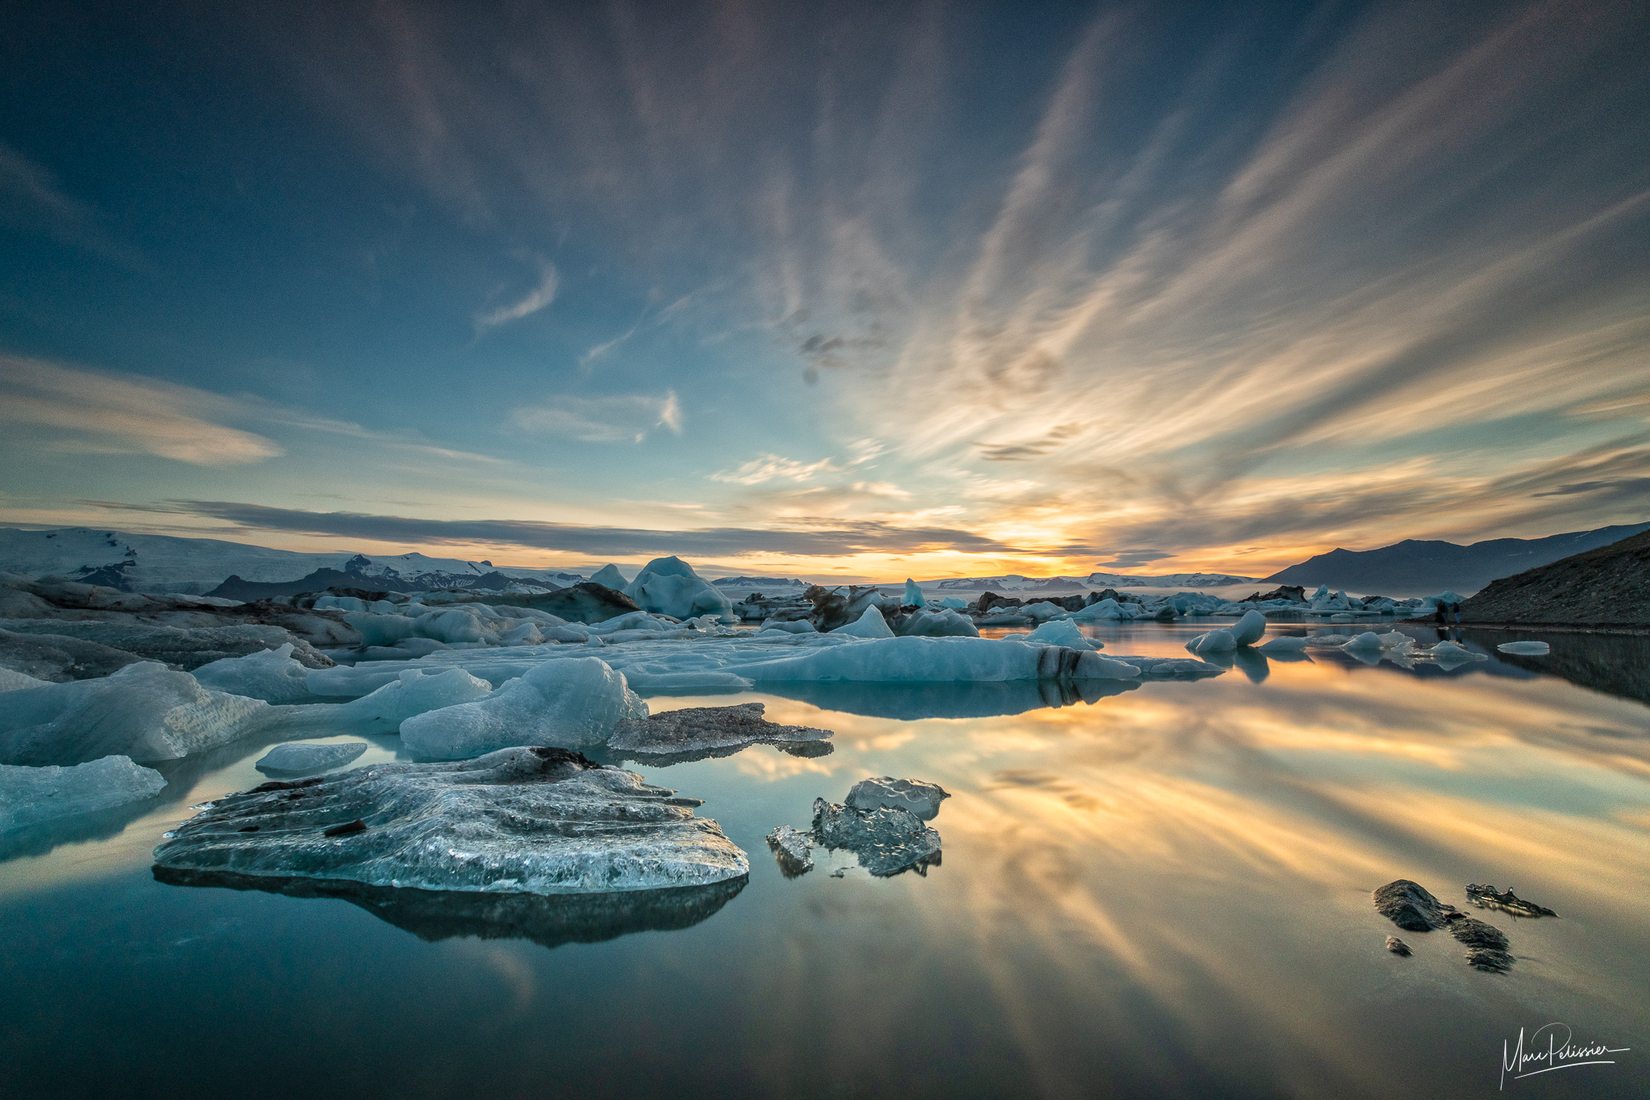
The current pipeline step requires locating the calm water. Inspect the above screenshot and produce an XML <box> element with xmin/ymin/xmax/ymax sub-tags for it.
<box><xmin>2</xmin><ymin>623</ymin><xmax>1647</xmax><ymax>1098</ymax></box>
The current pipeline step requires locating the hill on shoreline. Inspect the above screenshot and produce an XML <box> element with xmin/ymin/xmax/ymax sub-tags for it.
<box><xmin>1462</xmin><ymin>529</ymin><xmax>1650</xmax><ymax>627</ymax></box>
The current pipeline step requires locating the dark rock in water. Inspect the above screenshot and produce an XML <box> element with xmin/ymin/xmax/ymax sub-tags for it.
<box><xmin>766</xmin><ymin>825</ymin><xmax>813</xmax><ymax>877</ymax></box>
<box><xmin>608</xmin><ymin>702</ymin><xmax>832</xmax><ymax>761</ymax></box>
<box><xmin>1373</xmin><ymin>878</ymin><xmax>1515</xmax><ymax>971</ymax></box>
<box><xmin>812</xmin><ymin>783</ymin><xmax>943</xmax><ymax>878</ymax></box>
<box><xmin>973</xmin><ymin>591</ymin><xmax>1023</xmax><ymax>614</ymax></box>
<box><xmin>1373</xmin><ymin>878</ymin><xmax>1456</xmax><ymax>930</ymax></box>
<box><xmin>1449</xmin><ymin>916</ymin><xmax>1513</xmax><ymax>972</ymax></box>
<box><xmin>1241</xmin><ymin>585</ymin><xmax>1307</xmax><ymax>603</ymax></box>
<box><xmin>803</xmin><ymin>584</ymin><xmax>885</xmax><ymax>632</ymax></box>
<box><xmin>153</xmin><ymin>746</ymin><xmax>750</xmax><ymax>894</ymax></box>
<box><xmin>1385</xmin><ymin>936</ymin><xmax>1412</xmax><ymax>956</ymax></box>
<box><xmin>1467</xmin><ymin>883</ymin><xmax>1557</xmax><ymax>919</ymax></box>
<box><xmin>153</xmin><ymin>867</ymin><xmax>745</xmax><ymax>950</ymax></box>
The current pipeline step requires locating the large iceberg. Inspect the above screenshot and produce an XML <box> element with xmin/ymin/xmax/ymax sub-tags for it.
<box><xmin>152</xmin><ymin>747</ymin><xmax>749</xmax><ymax>894</ymax></box>
<box><xmin>0</xmin><ymin>662</ymin><xmax>268</xmax><ymax>766</ymax></box>
<box><xmin>400</xmin><ymin>657</ymin><xmax>647</xmax><ymax>759</ymax></box>
<box><xmin>902</xmin><ymin>578</ymin><xmax>924</xmax><ymax>607</ymax></box>
<box><xmin>623</xmin><ymin>556</ymin><xmax>734</xmax><ymax>623</ymax></box>
<box><xmin>1</xmin><ymin>755</ymin><xmax>165</xmax><ymax>832</ymax></box>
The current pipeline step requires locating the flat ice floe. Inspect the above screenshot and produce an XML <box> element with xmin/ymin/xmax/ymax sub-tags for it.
<box><xmin>153</xmin><ymin>746</ymin><xmax>749</xmax><ymax>895</ymax></box>
<box><xmin>1</xmin><ymin>755</ymin><xmax>165</xmax><ymax>832</ymax></box>
<box><xmin>256</xmin><ymin>741</ymin><xmax>368</xmax><ymax>776</ymax></box>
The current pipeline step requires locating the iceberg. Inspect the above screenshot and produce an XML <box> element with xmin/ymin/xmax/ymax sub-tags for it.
<box><xmin>256</xmin><ymin>741</ymin><xmax>369</xmax><ymax>776</ymax></box>
<box><xmin>812</xmin><ymin>793</ymin><xmax>942</xmax><ymax>877</ymax></box>
<box><xmin>1258</xmin><ymin>635</ymin><xmax>1309</xmax><ymax>654</ymax></box>
<box><xmin>833</xmin><ymin>605</ymin><xmax>895</xmax><ymax>638</ymax></box>
<box><xmin>1186</xmin><ymin>628</ymin><xmax>1237</xmax><ymax>656</ymax></box>
<box><xmin>1229</xmin><ymin>609</ymin><xmax>1267</xmax><ymax>647</ymax></box>
<box><xmin>193</xmin><ymin>643</ymin><xmax>315</xmax><ymax>704</ymax></box>
<box><xmin>898</xmin><ymin>608</ymin><xmax>980</xmax><ymax>638</ymax></box>
<box><xmin>1496</xmin><ymin>641</ymin><xmax>1550</xmax><ymax>656</ymax></box>
<box><xmin>624</xmin><ymin>556</ymin><xmax>734</xmax><ymax>623</ymax></box>
<box><xmin>337</xmin><ymin>668</ymin><xmax>495</xmax><ymax>728</ymax></box>
<box><xmin>1024</xmin><ymin>619</ymin><xmax>1093</xmax><ymax>649</ymax></box>
<box><xmin>588</xmin><ymin>564</ymin><xmax>629</xmax><ymax>590</ymax></box>
<box><xmin>0</xmin><ymin>662</ymin><xmax>269</xmax><ymax>766</ymax></box>
<box><xmin>844</xmin><ymin>776</ymin><xmax>949</xmax><ymax>820</ymax></box>
<box><xmin>902</xmin><ymin>578</ymin><xmax>924</xmax><ymax>607</ymax></box>
<box><xmin>400</xmin><ymin>657</ymin><xmax>647</xmax><ymax>759</ymax></box>
<box><xmin>1072</xmin><ymin>598</ymin><xmax>1127</xmax><ymax>622</ymax></box>
<box><xmin>1</xmin><ymin>755</ymin><xmax>165</xmax><ymax>832</ymax></box>
<box><xmin>152</xmin><ymin>746</ymin><xmax>750</xmax><ymax>895</ymax></box>
<box><xmin>766</xmin><ymin>824</ymin><xmax>814</xmax><ymax>877</ymax></box>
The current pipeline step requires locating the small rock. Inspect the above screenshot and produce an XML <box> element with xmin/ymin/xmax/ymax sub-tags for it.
<box><xmin>1385</xmin><ymin>936</ymin><xmax>1411</xmax><ymax>956</ymax></box>
<box><xmin>1373</xmin><ymin>879</ymin><xmax>1456</xmax><ymax>931</ymax></box>
<box><xmin>1467</xmin><ymin>883</ymin><xmax>1557</xmax><ymax>919</ymax></box>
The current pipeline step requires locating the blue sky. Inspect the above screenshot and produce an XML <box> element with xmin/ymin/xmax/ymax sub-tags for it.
<box><xmin>1</xmin><ymin>0</ymin><xmax>1646</xmax><ymax>580</ymax></box>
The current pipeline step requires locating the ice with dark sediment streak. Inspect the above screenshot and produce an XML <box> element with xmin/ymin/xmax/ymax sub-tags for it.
<box><xmin>608</xmin><ymin>702</ymin><xmax>831</xmax><ymax>758</ymax></box>
<box><xmin>152</xmin><ymin>746</ymin><xmax>749</xmax><ymax>894</ymax></box>
<box><xmin>256</xmin><ymin>741</ymin><xmax>368</xmax><ymax>776</ymax></box>
<box><xmin>1</xmin><ymin>754</ymin><xmax>165</xmax><ymax>832</ymax></box>
<box><xmin>0</xmin><ymin>661</ymin><xmax>269</xmax><ymax>766</ymax></box>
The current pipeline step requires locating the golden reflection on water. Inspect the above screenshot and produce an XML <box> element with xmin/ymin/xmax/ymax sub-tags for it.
<box><xmin>730</xmin><ymin>654</ymin><xmax>1650</xmax><ymax>1096</ymax></box>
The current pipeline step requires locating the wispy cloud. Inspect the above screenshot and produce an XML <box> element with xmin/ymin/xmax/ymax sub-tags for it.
<box><xmin>0</xmin><ymin>143</ymin><xmax>141</xmax><ymax>265</ymax></box>
<box><xmin>0</xmin><ymin>355</ymin><xmax>282</xmax><ymax>465</ymax></box>
<box><xmin>474</xmin><ymin>259</ymin><xmax>559</xmax><ymax>331</ymax></box>
<box><xmin>510</xmin><ymin>390</ymin><xmax>683</xmax><ymax>444</ymax></box>
<box><xmin>131</xmin><ymin>499</ymin><xmax>1040</xmax><ymax>559</ymax></box>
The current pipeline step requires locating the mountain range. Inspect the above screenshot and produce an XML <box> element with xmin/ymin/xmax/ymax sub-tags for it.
<box><xmin>1266</xmin><ymin>522</ymin><xmax>1650</xmax><ymax>596</ymax></box>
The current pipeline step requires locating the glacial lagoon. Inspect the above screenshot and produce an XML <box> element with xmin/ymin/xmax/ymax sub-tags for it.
<box><xmin>2</xmin><ymin>622</ymin><xmax>1646</xmax><ymax>1098</ymax></box>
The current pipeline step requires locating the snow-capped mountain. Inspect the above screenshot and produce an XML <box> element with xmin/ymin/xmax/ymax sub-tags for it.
<box><xmin>0</xmin><ymin>527</ymin><xmax>584</xmax><ymax>594</ymax></box>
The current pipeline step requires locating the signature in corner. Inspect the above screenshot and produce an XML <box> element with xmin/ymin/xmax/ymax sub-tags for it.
<box><xmin>1501</xmin><ymin>1022</ymin><xmax>1630</xmax><ymax>1089</ymax></box>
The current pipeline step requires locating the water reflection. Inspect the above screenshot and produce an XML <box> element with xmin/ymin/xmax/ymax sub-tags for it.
<box><xmin>2</xmin><ymin>627</ymin><xmax>1648</xmax><ymax>1098</ymax></box>
<box><xmin>152</xmin><ymin>868</ymin><xmax>748</xmax><ymax>950</ymax></box>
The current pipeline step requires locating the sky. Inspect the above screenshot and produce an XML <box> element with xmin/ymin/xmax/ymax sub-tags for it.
<box><xmin>1</xmin><ymin>0</ymin><xmax>1647</xmax><ymax>582</ymax></box>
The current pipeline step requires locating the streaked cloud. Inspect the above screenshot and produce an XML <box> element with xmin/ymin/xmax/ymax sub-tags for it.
<box><xmin>510</xmin><ymin>390</ymin><xmax>683</xmax><ymax>444</ymax></box>
<box><xmin>141</xmin><ymin>499</ymin><xmax>1043</xmax><ymax>559</ymax></box>
<box><xmin>474</xmin><ymin>259</ymin><xmax>559</xmax><ymax>330</ymax></box>
<box><xmin>0</xmin><ymin>355</ymin><xmax>282</xmax><ymax>465</ymax></box>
